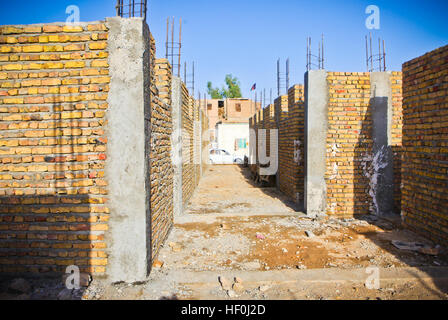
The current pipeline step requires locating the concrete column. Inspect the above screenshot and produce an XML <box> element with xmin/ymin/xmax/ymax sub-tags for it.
<box><xmin>104</xmin><ymin>17</ymin><xmax>151</xmax><ymax>283</ymax></box>
<box><xmin>171</xmin><ymin>76</ymin><xmax>183</xmax><ymax>216</ymax></box>
<box><xmin>304</xmin><ymin>70</ymin><xmax>328</xmax><ymax>217</ymax></box>
<box><xmin>370</xmin><ymin>72</ymin><xmax>394</xmax><ymax>216</ymax></box>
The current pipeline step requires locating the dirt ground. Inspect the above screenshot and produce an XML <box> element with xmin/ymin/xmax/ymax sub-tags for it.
<box><xmin>2</xmin><ymin>165</ymin><xmax>448</xmax><ymax>300</ymax></box>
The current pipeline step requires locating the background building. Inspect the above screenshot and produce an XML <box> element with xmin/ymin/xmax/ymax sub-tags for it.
<box><xmin>216</xmin><ymin>120</ymin><xmax>249</xmax><ymax>159</ymax></box>
<box><xmin>199</xmin><ymin>98</ymin><xmax>261</xmax><ymax>158</ymax></box>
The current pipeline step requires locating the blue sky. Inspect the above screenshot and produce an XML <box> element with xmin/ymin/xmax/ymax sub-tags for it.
<box><xmin>1</xmin><ymin>0</ymin><xmax>447</xmax><ymax>101</ymax></box>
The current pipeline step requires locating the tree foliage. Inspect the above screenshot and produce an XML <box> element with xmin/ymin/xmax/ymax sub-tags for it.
<box><xmin>207</xmin><ymin>81</ymin><xmax>223</xmax><ymax>99</ymax></box>
<box><xmin>207</xmin><ymin>74</ymin><xmax>242</xmax><ymax>99</ymax></box>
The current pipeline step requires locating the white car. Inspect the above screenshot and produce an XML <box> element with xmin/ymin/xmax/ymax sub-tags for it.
<box><xmin>209</xmin><ymin>149</ymin><xmax>243</xmax><ymax>164</ymax></box>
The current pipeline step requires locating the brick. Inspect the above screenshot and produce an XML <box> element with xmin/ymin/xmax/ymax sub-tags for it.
<box><xmin>87</xmin><ymin>24</ymin><xmax>107</xmax><ymax>31</ymax></box>
<box><xmin>89</xmin><ymin>42</ymin><xmax>107</xmax><ymax>50</ymax></box>
<box><xmin>38</xmin><ymin>36</ymin><xmax>49</xmax><ymax>43</ymax></box>
<box><xmin>44</xmin><ymin>62</ymin><xmax>64</xmax><ymax>69</ymax></box>
<box><xmin>3</xmin><ymin>98</ymin><xmax>24</xmax><ymax>104</ymax></box>
<box><xmin>6</xmin><ymin>37</ymin><xmax>18</xmax><ymax>44</ymax></box>
<box><xmin>1</xmin><ymin>46</ymin><xmax>12</xmax><ymax>53</ymax></box>
<box><xmin>64</xmin><ymin>44</ymin><xmax>84</xmax><ymax>51</ymax></box>
<box><xmin>62</xmin><ymin>25</ymin><xmax>84</xmax><ymax>33</ymax></box>
<box><xmin>23</xmin><ymin>45</ymin><xmax>44</xmax><ymax>53</ymax></box>
<box><xmin>2</xmin><ymin>64</ymin><xmax>22</xmax><ymax>71</ymax></box>
<box><xmin>64</xmin><ymin>61</ymin><xmax>85</xmax><ymax>68</ymax></box>
<box><xmin>1</xmin><ymin>27</ymin><xmax>23</xmax><ymax>34</ymax></box>
<box><xmin>91</xmin><ymin>60</ymin><xmax>109</xmax><ymax>68</ymax></box>
<box><xmin>43</xmin><ymin>45</ymin><xmax>63</xmax><ymax>52</ymax></box>
<box><xmin>23</xmin><ymin>26</ymin><xmax>42</xmax><ymax>33</ymax></box>
<box><xmin>42</xmin><ymin>25</ymin><xmax>63</xmax><ymax>33</ymax></box>
<box><xmin>40</xmin><ymin>78</ymin><xmax>61</xmax><ymax>86</ymax></box>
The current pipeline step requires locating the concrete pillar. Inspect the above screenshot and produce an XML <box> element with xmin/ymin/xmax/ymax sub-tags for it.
<box><xmin>304</xmin><ymin>70</ymin><xmax>328</xmax><ymax>217</ymax></box>
<box><xmin>104</xmin><ymin>17</ymin><xmax>151</xmax><ymax>283</ymax></box>
<box><xmin>171</xmin><ymin>76</ymin><xmax>183</xmax><ymax>216</ymax></box>
<box><xmin>370</xmin><ymin>72</ymin><xmax>394</xmax><ymax>215</ymax></box>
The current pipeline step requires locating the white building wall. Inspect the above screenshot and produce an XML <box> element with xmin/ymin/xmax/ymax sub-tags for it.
<box><xmin>216</xmin><ymin>123</ymin><xmax>250</xmax><ymax>158</ymax></box>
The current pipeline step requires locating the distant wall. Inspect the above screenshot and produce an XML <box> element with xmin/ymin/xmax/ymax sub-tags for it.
<box><xmin>278</xmin><ymin>85</ymin><xmax>305</xmax><ymax>205</ymax></box>
<box><xmin>180</xmin><ymin>83</ymin><xmax>208</xmax><ymax>208</ymax></box>
<box><xmin>249</xmin><ymin>71</ymin><xmax>403</xmax><ymax>218</ymax></box>
<box><xmin>249</xmin><ymin>86</ymin><xmax>305</xmax><ymax>204</ymax></box>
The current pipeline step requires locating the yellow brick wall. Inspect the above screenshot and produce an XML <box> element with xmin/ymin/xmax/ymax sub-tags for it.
<box><xmin>151</xmin><ymin>57</ymin><xmax>174</xmax><ymax>260</ymax></box>
<box><xmin>391</xmin><ymin>72</ymin><xmax>403</xmax><ymax>212</ymax></box>
<box><xmin>325</xmin><ymin>72</ymin><xmax>403</xmax><ymax>217</ymax></box>
<box><xmin>181</xmin><ymin>83</ymin><xmax>196</xmax><ymax>206</ymax></box>
<box><xmin>278</xmin><ymin>86</ymin><xmax>305</xmax><ymax>202</ymax></box>
<box><xmin>402</xmin><ymin>45</ymin><xmax>448</xmax><ymax>245</ymax></box>
<box><xmin>0</xmin><ymin>23</ymin><xmax>110</xmax><ymax>275</ymax></box>
<box><xmin>325</xmin><ymin>72</ymin><xmax>373</xmax><ymax>216</ymax></box>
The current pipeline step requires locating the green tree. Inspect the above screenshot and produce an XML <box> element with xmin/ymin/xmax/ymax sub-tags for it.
<box><xmin>207</xmin><ymin>74</ymin><xmax>242</xmax><ymax>99</ymax></box>
<box><xmin>207</xmin><ymin>81</ymin><xmax>223</xmax><ymax>99</ymax></box>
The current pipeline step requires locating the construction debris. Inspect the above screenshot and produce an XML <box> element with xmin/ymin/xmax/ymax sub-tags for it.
<box><xmin>391</xmin><ymin>240</ymin><xmax>427</xmax><ymax>251</ymax></box>
<box><xmin>256</xmin><ymin>233</ymin><xmax>266</xmax><ymax>240</ymax></box>
<box><xmin>153</xmin><ymin>260</ymin><xmax>164</xmax><ymax>269</ymax></box>
<box><xmin>218</xmin><ymin>276</ymin><xmax>232</xmax><ymax>291</ymax></box>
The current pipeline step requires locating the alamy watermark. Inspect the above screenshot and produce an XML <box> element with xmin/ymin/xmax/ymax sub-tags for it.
<box><xmin>365</xmin><ymin>266</ymin><xmax>380</xmax><ymax>289</ymax></box>
<box><xmin>65</xmin><ymin>5</ymin><xmax>80</xmax><ymax>26</ymax></box>
<box><xmin>365</xmin><ymin>5</ymin><xmax>380</xmax><ymax>30</ymax></box>
<box><xmin>65</xmin><ymin>265</ymin><xmax>81</xmax><ymax>290</ymax></box>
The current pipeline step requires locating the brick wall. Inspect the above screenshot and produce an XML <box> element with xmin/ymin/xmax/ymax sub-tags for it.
<box><xmin>0</xmin><ymin>19</ymin><xmax>209</xmax><ymax>280</ymax></box>
<box><xmin>0</xmin><ymin>23</ymin><xmax>110</xmax><ymax>275</ymax></box>
<box><xmin>250</xmin><ymin>73</ymin><xmax>403</xmax><ymax>217</ymax></box>
<box><xmin>402</xmin><ymin>45</ymin><xmax>448</xmax><ymax>246</ymax></box>
<box><xmin>249</xmin><ymin>88</ymin><xmax>305</xmax><ymax>203</ymax></box>
<box><xmin>151</xmin><ymin>58</ymin><xmax>173</xmax><ymax>259</ymax></box>
<box><xmin>278</xmin><ymin>85</ymin><xmax>304</xmax><ymax>203</ymax></box>
<box><xmin>181</xmin><ymin>82</ymin><xmax>196</xmax><ymax>206</ymax></box>
<box><xmin>200</xmin><ymin>107</ymin><xmax>209</xmax><ymax>175</ymax></box>
<box><xmin>391</xmin><ymin>72</ymin><xmax>403</xmax><ymax>212</ymax></box>
<box><xmin>325</xmin><ymin>72</ymin><xmax>373</xmax><ymax>216</ymax></box>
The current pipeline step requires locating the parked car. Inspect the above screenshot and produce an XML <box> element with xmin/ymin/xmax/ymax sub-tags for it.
<box><xmin>209</xmin><ymin>149</ymin><xmax>243</xmax><ymax>164</ymax></box>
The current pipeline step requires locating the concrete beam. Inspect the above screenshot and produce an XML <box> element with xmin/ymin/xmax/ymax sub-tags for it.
<box><xmin>104</xmin><ymin>17</ymin><xmax>151</xmax><ymax>283</ymax></box>
<box><xmin>304</xmin><ymin>70</ymin><xmax>328</xmax><ymax>217</ymax></box>
<box><xmin>370</xmin><ymin>72</ymin><xmax>394</xmax><ymax>216</ymax></box>
<box><xmin>171</xmin><ymin>76</ymin><xmax>183</xmax><ymax>216</ymax></box>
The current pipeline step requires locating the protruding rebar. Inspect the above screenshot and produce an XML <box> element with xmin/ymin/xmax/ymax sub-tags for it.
<box><xmin>306</xmin><ymin>37</ymin><xmax>309</xmax><ymax>71</ymax></box>
<box><xmin>171</xmin><ymin>17</ymin><xmax>174</xmax><ymax>69</ymax></box>
<box><xmin>178</xmin><ymin>18</ymin><xmax>182</xmax><ymax>77</ymax></box>
<box><xmin>277</xmin><ymin>59</ymin><xmax>280</xmax><ymax>97</ymax></box>
<box><xmin>322</xmin><ymin>34</ymin><xmax>324</xmax><ymax>69</ymax></box>
<box><xmin>165</xmin><ymin>18</ymin><xmax>169</xmax><ymax>59</ymax></box>
<box><xmin>369</xmin><ymin>32</ymin><xmax>373</xmax><ymax>72</ymax></box>
<box><xmin>378</xmin><ymin>38</ymin><xmax>382</xmax><ymax>71</ymax></box>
